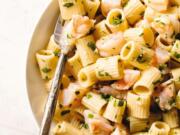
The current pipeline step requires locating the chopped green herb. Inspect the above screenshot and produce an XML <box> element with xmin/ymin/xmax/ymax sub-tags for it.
<box><xmin>111</xmin><ymin>14</ymin><xmax>123</xmax><ymax>25</ymax></box>
<box><xmin>61</xmin><ymin>110</ymin><xmax>70</xmax><ymax>116</ymax></box>
<box><xmin>82</xmin><ymin>123</ymin><xmax>89</xmax><ymax>129</ymax></box>
<box><xmin>98</xmin><ymin>70</ymin><xmax>112</xmax><ymax>77</ymax></box>
<box><xmin>159</xmin><ymin>64</ymin><xmax>167</xmax><ymax>71</ymax></box>
<box><xmin>53</xmin><ymin>50</ymin><xmax>59</xmax><ymax>56</ymax></box>
<box><xmin>118</xmin><ymin>100</ymin><xmax>124</xmax><ymax>106</ymax></box>
<box><xmin>75</xmin><ymin>90</ymin><xmax>80</xmax><ymax>95</ymax></box>
<box><xmin>87</xmin><ymin>42</ymin><xmax>96</xmax><ymax>51</ymax></box>
<box><xmin>67</xmin><ymin>34</ymin><xmax>72</xmax><ymax>38</ymax></box>
<box><xmin>86</xmin><ymin>93</ymin><xmax>92</xmax><ymax>99</ymax></box>
<box><xmin>88</xmin><ymin>113</ymin><xmax>94</xmax><ymax>118</ymax></box>
<box><xmin>63</xmin><ymin>2</ymin><xmax>74</xmax><ymax>8</ymax></box>
<box><xmin>174</xmin><ymin>52</ymin><xmax>180</xmax><ymax>59</ymax></box>
<box><xmin>101</xmin><ymin>94</ymin><xmax>110</xmax><ymax>101</ymax></box>
<box><xmin>136</xmin><ymin>54</ymin><xmax>147</xmax><ymax>63</ymax></box>
<box><xmin>139</xmin><ymin>32</ymin><xmax>144</xmax><ymax>36</ymax></box>
<box><xmin>58</xmin><ymin>125</ymin><xmax>61</xmax><ymax>128</ymax></box>
<box><xmin>168</xmin><ymin>98</ymin><xmax>175</xmax><ymax>106</ymax></box>
<box><xmin>126</xmin><ymin>46</ymin><xmax>130</xmax><ymax>49</ymax></box>
<box><xmin>137</xmin><ymin>97</ymin><xmax>141</xmax><ymax>101</ymax></box>
<box><xmin>42</xmin><ymin>67</ymin><xmax>51</xmax><ymax>73</ymax></box>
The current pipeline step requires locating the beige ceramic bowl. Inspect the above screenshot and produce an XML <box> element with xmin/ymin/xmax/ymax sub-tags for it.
<box><xmin>26</xmin><ymin>0</ymin><xmax>59</xmax><ymax>125</ymax></box>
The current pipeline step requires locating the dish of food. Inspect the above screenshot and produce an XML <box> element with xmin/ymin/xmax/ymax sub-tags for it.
<box><xmin>27</xmin><ymin>0</ymin><xmax>180</xmax><ymax>134</ymax></box>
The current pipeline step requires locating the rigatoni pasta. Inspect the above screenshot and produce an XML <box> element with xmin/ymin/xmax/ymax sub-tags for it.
<box><xmin>103</xmin><ymin>96</ymin><xmax>126</xmax><ymax>123</ymax></box>
<box><xmin>106</xmin><ymin>8</ymin><xmax>128</xmax><ymax>32</ymax></box>
<box><xmin>34</xmin><ymin>0</ymin><xmax>180</xmax><ymax>134</ymax></box>
<box><xmin>120</xmin><ymin>41</ymin><xmax>155</xmax><ymax>70</ymax></box>
<box><xmin>133</xmin><ymin>67</ymin><xmax>161</xmax><ymax>95</ymax></box>
<box><xmin>123</xmin><ymin>0</ymin><xmax>146</xmax><ymax>25</ymax></box>
<box><xmin>127</xmin><ymin>92</ymin><xmax>151</xmax><ymax>119</ymax></box>
<box><xmin>36</xmin><ymin>50</ymin><xmax>58</xmax><ymax>80</ymax></box>
<box><xmin>82</xmin><ymin>92</ymin><xmax>107</xmax><ymax>114</ymax></box>
<box><xmin>95</xmin><ymin>55</ymin><xmax>124</xmax><ymax>81</ymax></box>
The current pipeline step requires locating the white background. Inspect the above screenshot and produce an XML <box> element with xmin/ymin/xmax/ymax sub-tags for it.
<box><xmin>0</xmin><ymin>0</ymin><xmax>50</xmax><ymax>134</ymax></box>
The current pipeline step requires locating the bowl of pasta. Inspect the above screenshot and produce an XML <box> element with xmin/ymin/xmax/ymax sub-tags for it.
<box><xmin>26</xmin><ymin>0</ymin><xmax>180</xmax><ymax>134</ymax></box>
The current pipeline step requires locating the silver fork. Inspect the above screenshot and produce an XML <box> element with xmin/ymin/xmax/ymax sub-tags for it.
<box><xmin>39</xmin><ymin>18</ymin><xmax>69</xmax><ymax>135</ymax></box>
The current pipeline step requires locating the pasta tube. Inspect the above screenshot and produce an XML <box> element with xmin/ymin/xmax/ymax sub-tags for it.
<box><xmin>76</xmin><ymin>35</ymin><xmax>98</xmax><ymax>67</ymax></box>
<box><xmin>162</xmin><ymin>109</ymin><xmax>179</xmax><ymax>128</ymax></box>
<box><xmin>129</xmin><ymin>116</ymin><xmax>149</xmax><ymax>133</ymax></box>
<box><xmin>123</xmin><ymin>27</ymin><xmax>154</xmax><ymax>47</ymax></box>
<box><xmin>144</xmin><ymin>0</ymin><xmax>169</xmax><ymax>12</ymax></box>
<box><xmin>83</xmin><ymin>0</ymin><xmax>100</xmax><ymax>19</ymax></box>
<box><xmin>46</xmin><ymin>35</ymin><xmax>60</xmax><ymax>56</ymax></box>
<box><xmin>78</xmin><ymin>64</ymin><xmax>98</xmax><ymax>88</ymax></box>
<box><xmin>123</xmin><ymin>0</ymin><xmax>146</xmax><ymax>25</ymax></box>
<box><xmin>133</xmin><ymin>67</ymin><xmax>161</xmax><ymax>95</ymax></box>
<box><xmin>106</xmin><ymin>9</ymin><xmax>128</xmax><ymax>32</ymax></box>
<box><xmin>67</xmin><ymin>51</ymin><xmax>83</xmax><ymax>79</ymax></box>
<box><xmin>171</xmin><ymin>40</ymin><xmax>180</xmax><ymax>63</ymax></box>
<box><xmin>58</xmin><ymin>0</ymin><xmax>86</xmax><ymax>20</ymax></box>
<box><xmin>171</xmin><ymin>68</ymin><xmax>180</xmax><ymax>90</ymax></box>
<box><xmin>169</xmin><ymin>128</ymin><xmax>180</xmax><ymax>135</ymax></box>
<box><xmin>103</xmin><ymin>96</ymin><xmax>126</xmax><ymax>123</ymax></box>
<box><xmin>148</xmin><ymin>121</ymin><xmax>170</xmax><ymax>135</ymax></box>
<box><xmin>155</xmin><ymin>35</ymin><xmax>172</xmax><ymax>51</ymax></box>
<box><xmin>53</xmin><ymin>121</ymin><xmax>89</xmax><ymax>135</ymax></box>
<box><xmin>82</xmin><ymin>92</ymin><xmax>107</xmax><ymax>114</ymax></box>
<box><xmin>95</xmin><ymin>56</ymin><xmax>124</xmax><ymax>81</ymax></box>
<box><xmin>120</xmin><ymin>41</ymin><xmax>155</xmax><ymax>70</ymax></box>
<box><xmin>100</xmin><ymin>0</ymin><xmax>121</xmax><ymax>16</ymax></box>
<box><xmin>127</xmin><ymin>92</ymin><xmax>151</xmax><ymax>119</ymax></box>
<box><xmin>36</xmin><ymin>50</ymin><xmax>58</xmax><ymax>80</ymax></box>
<box><xmin>151</xmin><ymin>15</ymin><xmax>174</xmax><ymax>42</ymax></box>
<box><xmin>45</xmin><ymin>74</ymin><xmax>70</xmax><ymax>92</ymax></box>
<box><xmin>93</xmin><ymin>20</ymin><xmax>110</xmax><ymax>40</ymax></box>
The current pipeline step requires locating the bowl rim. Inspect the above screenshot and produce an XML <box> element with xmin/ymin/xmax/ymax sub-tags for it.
<box><xmin>26</xmin><ymin>0</ymin><xmax>59</xmax><ymax>127</ymax></box>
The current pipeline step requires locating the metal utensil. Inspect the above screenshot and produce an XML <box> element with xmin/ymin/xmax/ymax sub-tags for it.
<box><xmin>39</xmin><ymin>18</ymin><xmax>69</xmax><ymax>135</ymax></box>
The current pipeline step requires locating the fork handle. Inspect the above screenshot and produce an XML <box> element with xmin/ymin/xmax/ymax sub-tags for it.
<box><xmin>39</xmin><ymin>53</ymin><xmax>67</xmax><ymax>135</ymax></box>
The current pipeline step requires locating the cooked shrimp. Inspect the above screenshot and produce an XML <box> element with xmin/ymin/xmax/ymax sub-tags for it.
<box><xmin>84</xmin><ymin>110</ymin><xmax>114</xmax><ymax>135</ymax></box>
<box><xmin>155</xmin><ymin>47</ymin><xmax>170</xmax><ymax>64</ymax></box>
<box><xmin>111</xmin><ymin>69</ymin><xmax>140</xmax><ymax>90</ymax></box>
<box><xmin>101</xmin><ymin>0</ymin><xmax>121</xmax><ymax>16</ymax></box>
<box><xmin>96</xmin><ymin>32</ymin><xmax>126</xmax><ymax>57</ymax></box>
<box><xmin>154</xmin><ymin>80</ymin><xmax>176</xmax><ymax>111</ymax></box>
<box><xmin>70</xmin><ymin>15</ymin><xmax>95</xmax><ymax>39</ymax></box>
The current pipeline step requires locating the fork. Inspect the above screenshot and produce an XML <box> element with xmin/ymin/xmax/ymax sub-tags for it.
<box><xmin>39</xmin><ymin>18</ymin><xmax>70</xmax><ymax>135</ymax></box>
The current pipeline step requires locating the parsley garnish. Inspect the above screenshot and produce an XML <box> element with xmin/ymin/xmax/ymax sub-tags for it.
<box><xmin>87</xmin><ymin>42</ymin><xmax>96</xmax><ymax>51</ymax></box>
<box><xmin>111</xmin><ymin>14</ymin><xmax>123</xmax><ymax>25</ymax></box>
<box><xmin>63</xmin><ymin>2</ymin><xmax>74</xmax><ymax>8</ymax></box>
<box><xmin>86</xmin><ymin>93</ymin><xmax>92</xmax><ymax>99</ymax></box>
<box><xmin>174</xmin><ymin>52</ymin><xmax>180</xmax><ymax>59</ymax></box>
<box><xmin>88</xmin><ymin>113</ymin><xmax>94</xmax><ymax>118</ymax></box>
<box><xmin>136</xmin><ymin>54</ymin><xmax>147</xmax><ymax>63</ymax></box>
<box><xmin>42</xmin><ymin>67</ymin><xmax>51</xmax><ymax>73</ymax></box>
<box><xmin>101</xmin><ymin>94</ymin><xmax>110</xmax><ymax>101</ymax></box>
